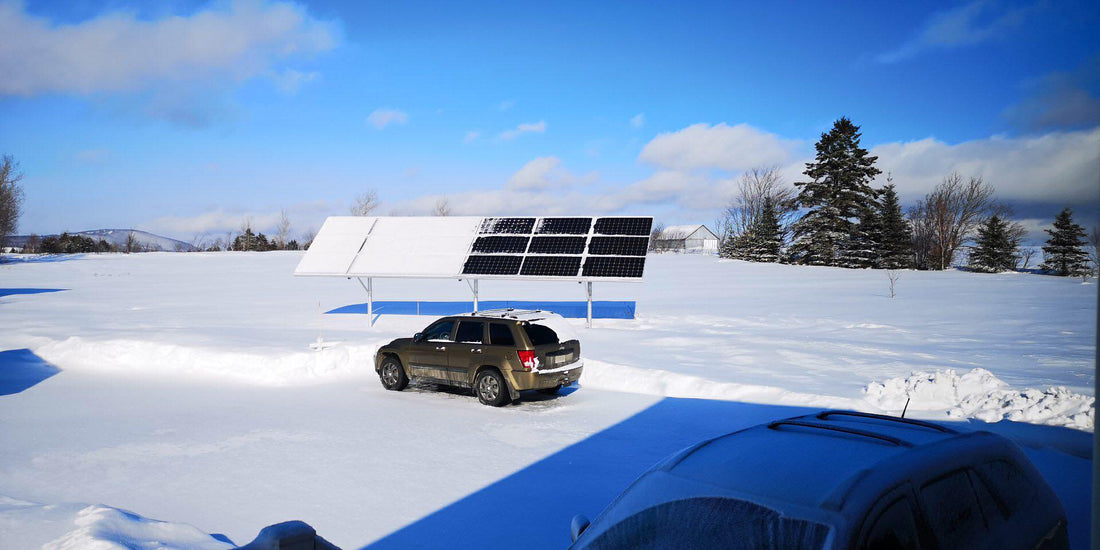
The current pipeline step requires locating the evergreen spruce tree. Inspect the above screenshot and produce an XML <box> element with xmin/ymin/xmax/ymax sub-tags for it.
<box><xmin>743</xmin><ymin>197</ymin><xmax>783</xmax><ymax>262</ymax></box>
<box><xmin>1040</xmin><ymin>208</ymin><xmax>1089</xmax><ymax>276</ymax></box>
<box><xmin>876</xmin><ymin>183</ymin><xmax>913</xmax><ymax>269</ymax></box>
<box><xmin>789</xmin><ymin>117</ymin><xmax>882</xmax><ymax>266</ymax></box>
<box><xmin>969</xmin><ymin>215</ymin><xmax>1017</xmax><ymax>272</ymax></box>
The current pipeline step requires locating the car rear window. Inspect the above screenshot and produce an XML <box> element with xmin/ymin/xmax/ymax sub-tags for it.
<box><xmin>920</xmin><ymin>469</ymin><xmax>986</xmax><ymax>548</ymax></box>
<box><xmin>578</xmin><ymin>497</ymin><xmax>828</xmax><ymax>550</ymax></box>
<box><xmin>972</xmin><ymin>459</ymin><xmax>1040</xmax><ymax>520</ymax></box>
<box><xmin>455</xmin><ymin>321</ymin><xmax>484</xmax><ymax>344</ymax></box>
<box><xmin>489</xmin><ymin>323</ymin><xmax>515</xmax><ymax>346</ymax></box>
<box><xmin>523</xmin><ymin>323</ymin><xmax>560</xmax><ymax>346</ymax></box>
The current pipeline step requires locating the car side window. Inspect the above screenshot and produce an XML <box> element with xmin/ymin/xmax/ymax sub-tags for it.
<box><xmin>488</xmin><ymin>323</ymin><xmax>515</xmax><ymax>346</ymax></box>
<box><xmin>920</xmin><ymin>469</ymin><xmax>987</xmax><ymax>548</ymax></box>
<box><xmin>972</xmin><ymin>459</ymin><xmax>1039</xmax><ymax>521</ymax></box>
<box><xmin>862</xmin><ymin>496</ymin><xmax>922</xmax><ymax>550</ymax></box>
<box><xmin>423</xmin><ymin>321</ymin><xmax>455</xmax><ymax>342</ymax></box>
<box><xmin>455</xmin><ymin>321</ymin><xmax>484</xmax><ymax>344</ymax></box>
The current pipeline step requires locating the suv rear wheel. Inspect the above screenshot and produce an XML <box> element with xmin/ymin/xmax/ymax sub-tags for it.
<box><xmin>379</xmin><ymin>356</ymin><xmax>409</xmax><ymax>391</ymax></box>
<box><xmin>475</xmin><ymin>369</ymin><xmax>509</xmax><ymax>407</ymax></box>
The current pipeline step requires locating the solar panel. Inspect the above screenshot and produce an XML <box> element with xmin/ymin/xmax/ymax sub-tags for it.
<box><xmin>583</xmin><ymin>256</ymin><xmax>646</xmax><ymax>278</ymax></box>
<box><xmin>528</xmin><ymin>236</ymin><xmax>587</xmax><ymax>255</ymax></box>
<box><xmin>594</xmin><ymin>217</ymin><xmax>652</xmax><ymax>236</ymax></box>
<box><xmin>536</xmin><ymin>217</ymin><xmax>592</xmax><ymax>235</ymax></box>
<box><xmin>297</xmin><ymin>216</ymin><xmax>654</xmax><ymax>281</ymax></box>
<box><xmin>462</xmin><ymin>255</ymin><xmax>523</xmax><ymax>275</ymax></box>
<box><xmin>588</xmin><ymin>236</ymin><xmax>649</xmax><ymax>256</ymax></box>
<box><xmin>479</xmin><ymin>217</ymin><xmax>535</xmax><ymax>234</ymax></box>
<box><xmin>472</xmin><ymin>236</ymin><xmax>530</xmax><ymax>254</ymax></box>
<box><xmin>520</xmin><ymin>256</ymin><xmax>582</xmax><ymax>277</ymax></box>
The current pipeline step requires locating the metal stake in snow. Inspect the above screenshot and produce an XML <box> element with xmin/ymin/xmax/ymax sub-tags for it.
<box><xmin>586</xmin><ymin>281</ymin><xmax>593</xmax><ymax>329</ymax></box>
<box><xmin>310</xmin><ymin>301</ymin><xmax>325</xmax><ymax>351</ymax></box>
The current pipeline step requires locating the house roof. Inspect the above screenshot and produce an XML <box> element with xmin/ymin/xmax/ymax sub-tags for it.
<box><xmin>659</xmin><ymin>225</ymin><xmax>718</xmax><ymax>240</ymax></box>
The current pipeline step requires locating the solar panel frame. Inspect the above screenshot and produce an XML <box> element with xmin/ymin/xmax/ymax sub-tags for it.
<box><xmin>296</xmin><ymin>215</ymin><xmax>654</xmax><ymax>282</ymax></box>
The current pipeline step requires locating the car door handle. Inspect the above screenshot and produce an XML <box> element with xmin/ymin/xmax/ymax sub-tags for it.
<box><xmin>471</xmin><ymin>348</ymin><xmax>482</xmax><ymax>354</ymax></box>
<box><xmin>435</xmin><ymin>346</ymin><xmax>446</xmax><ymax>351</ymax></box>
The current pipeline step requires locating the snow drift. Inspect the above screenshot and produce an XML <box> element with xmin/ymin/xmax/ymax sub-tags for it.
<box><xmin>864</xmin><ymin>368</ymin><xmax>1094</xmax><ymax>431</ymax></box>
<box><xmin>35</xmin><ymin>337</ymin><xmax>376</xmax><ymax>386</ymax></box>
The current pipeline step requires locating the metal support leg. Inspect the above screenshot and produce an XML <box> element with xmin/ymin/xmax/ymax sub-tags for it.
<box><xmin>465</xmin><ymin>279</ymin><xmax>479</xmax><ymax>312</ymax></box>
<box><xmin>356</xmin><ymin>277</ymin><xmax>374</xmax><ymax>328</ymax></box>
<box><xmin>586</xmin><ymin>281</ymin><xmax>593</xmax><ymax>329</ymax></box>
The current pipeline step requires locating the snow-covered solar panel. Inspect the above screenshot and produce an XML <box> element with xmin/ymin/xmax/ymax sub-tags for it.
<box><xmin>296</xmin><ymin>215</ymin><xmax>653</xmax><ymax>281</ymax></box>
<box><xmin>293</xmin><ymin>216</ymin><xmax>378</xmax><ymax>276</ymax></box>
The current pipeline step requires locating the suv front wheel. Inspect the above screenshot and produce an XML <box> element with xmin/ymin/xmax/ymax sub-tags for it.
<box><xmin>379</xmin><ymin>356</ymin><xmax>409</xmax><ymax>391</ymax></box>
<box><xmin>475</xmin><ymin>369</ymin><xmax>509</xmax><ymax>407</ymax></box>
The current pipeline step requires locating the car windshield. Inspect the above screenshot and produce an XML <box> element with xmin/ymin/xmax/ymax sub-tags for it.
<box><xmin>579</xmin><ymin>497</ymin><xmax>829</xmax><ymax>550</ymax></box>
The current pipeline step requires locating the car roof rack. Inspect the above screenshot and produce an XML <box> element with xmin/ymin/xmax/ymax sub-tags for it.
<box><xmin>767</xmin><ymin>420</ymin><xmax>913</xmax><ymax>447</ymax></box>
<box><xmin>815</xmin><ymin>410</ymin><xmax>958</xmax><ymax>434</ymax></box>
<box><xmin>468</xmin><ymin>308</ymin><xmax>546</xmax><ymax>320</ymax></box>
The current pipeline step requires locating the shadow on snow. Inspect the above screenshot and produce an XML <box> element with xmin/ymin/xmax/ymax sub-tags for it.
<box><xmin>0</xmin><ymin>288</ymin><xmax>67</xmax><ymax>298</ymax></box>
<box><xmin>359</xmin><ymin>396</ymin><xmax>1091</xmax><ymax>550</ymax></box>
<box><xmin>326</xmin><ymin>300</ymin><xmax>636</xmax><ymax>320</ymax></box>
<box><xmin>0</xmin><ymin>349</ymin><xmax>61</xmax><ymax>396</ymax></box>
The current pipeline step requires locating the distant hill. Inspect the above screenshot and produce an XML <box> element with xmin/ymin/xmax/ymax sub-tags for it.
<box><xmin>6</xmin><ymin>229</ymin><xmax>197</xmax><ymax>252</ymax></box>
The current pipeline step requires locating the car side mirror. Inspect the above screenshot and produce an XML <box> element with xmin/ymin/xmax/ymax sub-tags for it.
<box><xmin>413</xmin><ymin>332</ymin><xmax>423</xmax><ymax>343</ymax></box>
<box><xmin>570</xmin><ymin>514</ymin><xmax>590</xmax><ymax>543</ymax></box>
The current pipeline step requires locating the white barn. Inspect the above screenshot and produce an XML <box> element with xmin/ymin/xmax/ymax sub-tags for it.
<box><xmin>655</xmin><ymin>224</ymin><xmax>719</xmax><ymax>253</ymax></box>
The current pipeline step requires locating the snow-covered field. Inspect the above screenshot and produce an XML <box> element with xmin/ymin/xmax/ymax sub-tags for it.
<box><xmin>0</xmin><ymin>252</ymin><xmax>1094</xmax><ymax>548</ymax></box>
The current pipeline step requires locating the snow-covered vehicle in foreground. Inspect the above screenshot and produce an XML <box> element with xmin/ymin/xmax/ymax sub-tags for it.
<box><xmin>569</xmin><ymin>410</ymin><xmax>1067</xmax><ymax>550</ymax></box>
<box><xmin>374</xmin><ymin>309</ymin><xmax>583</xmax><ymax>406</ymax></box>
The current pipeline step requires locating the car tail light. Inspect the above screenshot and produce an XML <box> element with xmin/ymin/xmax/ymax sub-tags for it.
<box><xmin>517</xmin><ymin>350</ymin><xmax>537</xmax><ymax>371</ymax></box>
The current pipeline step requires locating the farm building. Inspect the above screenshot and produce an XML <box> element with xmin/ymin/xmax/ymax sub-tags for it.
<box><xmin>654</xmin><ymin>224</ymin><xmax>719</xmax><ymax>253</ymax></box>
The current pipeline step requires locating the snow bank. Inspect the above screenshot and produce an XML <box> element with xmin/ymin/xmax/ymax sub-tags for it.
<box><xmin>0</xmin><ymin>496</ymin><xmax>231</xmax><ymax>549</ymax></box>
<box><xmin>864</xmin><ymin>368</ymin><xmax>1094</xmax><ymax>431</ymax></box>
<box><xmin>581</xmin><ymin>359</ymin><xmax>863</xmax><ymax>409</ymax></box>
<box><xmin>35</xmin><ymin>337</ymin><xmax>376</xmax><ymax>386</ymax></box>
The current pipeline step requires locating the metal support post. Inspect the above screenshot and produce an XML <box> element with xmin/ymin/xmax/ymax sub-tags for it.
<box><xmin>356</xmin><ymin>277</ymin><xmax>374</xmax><ymax>327</ymax></box>
<box><xmin>465</xmin><ymin>278</ymin><xmax>479</xmax><ymax>312</ymax></box>
<box><xmin>586</xmin><ymin>281</ymin><xmax>593</xmax><ymax>329</ymax></box>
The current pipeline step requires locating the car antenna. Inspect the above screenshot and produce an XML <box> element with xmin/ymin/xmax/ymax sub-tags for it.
<box><xmin>900</xmin><ymin>396</ymin><xmax>911</xmax><ymax>419</ymax></box>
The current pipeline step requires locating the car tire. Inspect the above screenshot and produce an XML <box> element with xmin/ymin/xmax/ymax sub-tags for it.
<box><xmin>475</xmin><ymin>369</ymin><xmax>509</xmax><ymax>407</ymax></box>
<box><xmin>379</xmin><ymin>356</ymin><xmax>409</xmax><ymax>391</ymax></box>
<box><xmin>537</xmin><ymin>385</ymin><xmax>562</xmax><ymax>395</ymax></box>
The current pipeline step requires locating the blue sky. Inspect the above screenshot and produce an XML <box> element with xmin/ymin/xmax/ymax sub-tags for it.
<box><xmin>2</xmin><ymin>0</ymin><xmax>1098</xmax><ymax>242</ymax></box>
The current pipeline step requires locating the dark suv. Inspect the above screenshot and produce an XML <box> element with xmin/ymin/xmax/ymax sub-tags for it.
<box><xmin>374</xmin><ymin>309</ymin><xmax>583</xmax><ymax>406</ymax></box>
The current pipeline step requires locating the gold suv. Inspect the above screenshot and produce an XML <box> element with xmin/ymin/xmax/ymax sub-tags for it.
<box><xmin>374</xmin><ymin>309</ymin><xmax>584</xmax><ymax>406</ymax></box>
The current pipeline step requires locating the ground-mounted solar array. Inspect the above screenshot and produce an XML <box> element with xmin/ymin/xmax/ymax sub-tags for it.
<box><xmin>462</xmin><ymin>216</ymin><xmax>652</xmax><ymax>280</ymax></box>
<box><xmin>296</xmin><ymin>215</ymin><xmax>653</xmax><ymax>281</ymax></box>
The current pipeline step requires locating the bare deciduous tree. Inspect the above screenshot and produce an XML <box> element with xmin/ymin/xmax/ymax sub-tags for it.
<box><xmin>351</xmin><ymin>190</ymin><xmax>380</xmax><ymax>216</ymax></box>
<box><xmin>887</xmin><ymin>270</ymin><xmax>900</xmax><ymax>299</ymax></box>
<box><xmin>238</xmin><ymin>216</ymin><xmax>254</xmax><ymax>252</ymax></box>
<box><xmin>432</xmin><ymin>198</ymin><xmax>452</xmax><ymax>216</ymax></box>
<box><xmin>302</xmin><ymin>227</ymin><xmax>317</xmax><ymax>250</ymax></box>
<box><xmin>125</xmin><ymin>231</ymin><xmax>138</xmax><ymax>254</ymax></box>
<box><xmin>907</xmin><ymin>172</ymin><xmax>995</xmax><ymax>270</ymax></box>
<box><xmin>649</xmin><ymin>222</ymin><xmax>665</xmax><ymax>252</ymax></box>
<box><xmin>0</xmin><ymin>155</ymin><xmax>25</xmax><ymax>249</ymax></box>
<box><xmin>718</xmin><ymin>166</ymin><xmax>797</xmax><ymax>251</ymax></box>
<box><xmin>275</xmin><ymin>209</ymin><xmax>291</xmax><ymax>250</ymax></box>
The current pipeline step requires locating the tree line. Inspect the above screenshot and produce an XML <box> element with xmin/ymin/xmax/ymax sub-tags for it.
<box><xmin>709</xmin><ymin>117</ymin><xmax>1097</xmax><ymax>278</ymax></box>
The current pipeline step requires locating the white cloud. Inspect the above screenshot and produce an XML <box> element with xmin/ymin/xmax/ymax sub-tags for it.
<box><xmin>367</xmin><ymin>108</ymin><xmax>408</xmax><ymax>130</ymax></box>
<box><xmin>1003</xmin><ymin>57</ymin><xmax>1100</xmax><ymax>131</ymax></box>
<box><xmin>463</xmin><ymin>131</ymin><xmax>481</xmax><ymax>143</ymax></box>
<box><xmin>273</xmin><ymin>69</ymin><xmax>320</xmax><ymax>94</ymax></box>
<box><xmin>74</xmin><ymin>149</ymin><xmax>109</xmax><ymax>163</ymax></box>
<box><xmin>0</xmin><ymin>1</ymin><xmax>338</xmax><ymax>96</ymax></box>
<box><xmin>630</xmin><ymin>113</ymin><xmax>645</xmax><ymax>128</ymax></box>
<box><xmin>871</xmin><ymin>127</ymin><xmax>1100</xmax><ymax>205</ymax></box>
<box><xmin>877</xmin><ymin>1</ymin><xmax>1033</xmax><ymax>63</ymax></box>
<box><xmin>639</xmin><ymin>122</ymin><xmax>802</xmax><ymax>172</ymax></box>
<box><xmin>498</xmin><ymin>121</ymin><xmax>546</xmax><ymax>140</ymax></box>
<box><xmin>142</xmin><ymin>200</ymin><xmax>338</xmax><ymax>240</ymax></box>
<box><xmin>498</xmin><ymin>99</ymin><xmax>515</xmax><ymax>111</ymax></box>
<box><xmin>506</xmin><ymin>156</ymin><xmax>593</xmax><ymax>191</ymax></box>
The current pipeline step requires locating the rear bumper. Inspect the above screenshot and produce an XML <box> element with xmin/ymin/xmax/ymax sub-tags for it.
<box><xmin>508</xmin><ymin>360</ymin><xmax>584</xmax><ymax>390</ymax></box>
